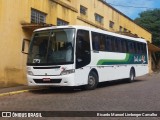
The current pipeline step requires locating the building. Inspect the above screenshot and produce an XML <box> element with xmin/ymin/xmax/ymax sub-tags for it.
<box><xmin>0</xmin><ymin>0</ymin><xmax>159</xmax><ymax>87</ymax></box>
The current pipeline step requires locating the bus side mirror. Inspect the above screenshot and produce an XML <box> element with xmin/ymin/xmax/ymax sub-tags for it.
<box><xmin>22</xmin><ymin>39</ymin><xmax>30</xmax><ymax>54</ymax></box>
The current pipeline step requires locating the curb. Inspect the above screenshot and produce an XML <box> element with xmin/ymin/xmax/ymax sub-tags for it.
<box><xmin>0</xmin><ymin>88</ymin><xmax>45</xmax><ymax>97</ymax></box>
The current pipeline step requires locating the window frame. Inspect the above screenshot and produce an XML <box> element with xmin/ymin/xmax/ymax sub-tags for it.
<box><xmin>95</xmin><ymin>13</ymin><xmax>104</xmax><ymax>24</ymax></box>
<box><xmin>80</xmin><ymin>5</ymin><xmax>87</xmax><ymax>16</ymax></box>
<box><xmin>109</xmin><ymin>21</ymin><xmax>115</xmax><ymax>28</ymax></box>
<box><xmin>31</xmin><ymin>8</ymin><xmax>47</xmax><ymax>24</ymax></box>
<box><xmin>57</xmin><ymin>18</ymin><xmax>69</xmax><ymax>26</ymax></box>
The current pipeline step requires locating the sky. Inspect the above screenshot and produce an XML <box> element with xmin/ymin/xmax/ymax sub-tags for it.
<box><xmin>105</xmin><ymin>0</ymin><xmax>160</xmax><ymax>20</ymax></box>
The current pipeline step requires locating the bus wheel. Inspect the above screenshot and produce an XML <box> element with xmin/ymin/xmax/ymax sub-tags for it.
<box><xmin>128</xmin><ymin>68</ymin><xmax>135</xmax><ymax>83</ymax></box>
<box><xmin>85</xmin><ymin>71</ymin><xmax>98</xmax><ymax>90</ymax></box>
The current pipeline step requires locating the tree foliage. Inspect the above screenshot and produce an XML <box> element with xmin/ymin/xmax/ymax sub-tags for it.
<box><xmin>134</xmin><ymin>9</ymin><xmax>160</xmax><ymax>47</ymax></box>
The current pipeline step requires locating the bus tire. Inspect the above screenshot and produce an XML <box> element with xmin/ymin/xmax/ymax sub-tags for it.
<box><xmin>85</xmin><ymin>71</ymin><xmax>98</xmax><ymax>90</ymax></box>
<box><xmin>128</xmin><ymin>68</ymin><xmax>135</xmax><ymax>83</ymax></box>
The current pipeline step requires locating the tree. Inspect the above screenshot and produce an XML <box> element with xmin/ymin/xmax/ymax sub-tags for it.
<box><xmin>135</xmin><ymin>9</ymin><xmax>160</xmax><ymax>66</ymax></box>
<box><xmin>134</xmin><ymin>9</ymin><xmax>160</xmax><ymax>47</ymax></box>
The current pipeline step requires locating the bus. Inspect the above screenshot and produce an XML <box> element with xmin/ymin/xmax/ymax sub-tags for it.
<box><xmin>24</xmin><ymin>25</ymin><xmax>148</xmax><ymax>90</ymax></box>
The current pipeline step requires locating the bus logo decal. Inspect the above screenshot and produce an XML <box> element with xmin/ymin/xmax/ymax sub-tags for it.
<box><xmin>33</xmin><ymin>59</ymin><xmax>41</xmax><ymax>63</ymax></box>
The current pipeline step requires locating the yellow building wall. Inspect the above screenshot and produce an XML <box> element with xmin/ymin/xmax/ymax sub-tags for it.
<box><xmin>0</xmin><ymin>0</ymin><xmax>152</xmax><ymax>87</ymax></box>
<box><xmin>76</xmin><ymin>0</ymin><xmax>151</xmax><ymax>42</ymax></box>
<box><xmin>0</xmin><ymin>0</ymin><xmax>77</xmax><ymax>87</ymax></box>
<box><xmin>0</xmin><ymin>0</ymin><xmax>27</xmax><ymax>87</ymax></box>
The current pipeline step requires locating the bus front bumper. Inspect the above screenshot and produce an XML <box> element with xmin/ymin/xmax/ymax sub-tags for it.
<box><xmin>27</xmin><ymin>74</ymin><xmax>75</xmax><ymax>86</ymax></box>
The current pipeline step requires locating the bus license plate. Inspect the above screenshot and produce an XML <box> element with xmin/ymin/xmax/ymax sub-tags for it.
<box><xmin>43</xmin><ymin>78</ymin><xmax>51</xmax><ymax>81</ymax></box>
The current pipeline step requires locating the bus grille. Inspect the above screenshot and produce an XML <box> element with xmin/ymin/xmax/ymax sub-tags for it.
<box><xmin>33</xmin><ymin>79</ymin><xmax>62</xmax><ymax>83</ymax></box>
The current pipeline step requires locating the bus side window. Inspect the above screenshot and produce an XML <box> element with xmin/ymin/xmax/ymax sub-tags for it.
<box><xmin>92</xmin><ymin>32</ymin><xmax>100</xmax><ymax>51</ymax></box>
<box><xmin>105</xmin><ymin>35</ymin><xmax>111</xmax><ymax>51</ymax></box>
<box><xmin>110</xmin><ymin>36</ymin><xmax>115</xmax><ymax>52</ymax></box>
<box><xmin>128</xmin><ymin>41</ymin><xmax>134</xmax><ymax>54</ymax></box>
<box><xmin>133</xmin><ymin>42</ymin><xmax>137</xmax><ymax>54</ymax></box>
<box><xmin>140</xmin><ymin>43</ymin><xmax>143</xmax><ymax>54</ymax></box>
<box><xmin>128</xmin><ymin>41</ymin><xmax>131</xmax><ymax>53</ymax></box>
<box><xmin>114</xmin><ymin>38</ymin><xmax>118</xmax><ymax>52</ymax></box>
<box><xmin>116</xmin><ymin>38</ymin><xmax>122</xmax><ymax>52</ymax></box>
<box><xmin>137</xmin><ymin>42</ymin><xmax>141</xmax><ymax>53</ymax></box>
<box><xmin>99</xmin><ymin>34</ymin><xmax>105</xmax><ymax>51</ymax></box>
<box><xmin>121</xmin><ymin>39</ymin><xmax>127</xmax><ymax>53</ymax></box>
<box><xmin>143</xmin><ymin>43</ymin><xmax>145</xmax><ymax>53</ymax></box>
<box><xmin>131</xmin><ymin>42</ymin><xmax>135</xmax><ymax>54</ymax></box>
<box><xmin>125</xmin><ymin>40</ymin><xmax>129</xmax><ymax>53</ymax></box>
<box><xmin>137</xmin><ymin>42</ymin><xmax>143</xmax><ymax>53</ymax></box>
<box><xmin>142</xmin><ymin>43</ymin><xmax>147</xmax><ymax>54</ymax></box>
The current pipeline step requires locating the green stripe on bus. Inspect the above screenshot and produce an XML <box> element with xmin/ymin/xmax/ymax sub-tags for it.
<box><xmin>97</xmin><ymin>53</ymin><xmax>148</xmax><ymax>65</ymax></box>
<box><xmin>97</xmin><ymin>53</ymin><xmax>132</xmax><ymax>65</ymax></box>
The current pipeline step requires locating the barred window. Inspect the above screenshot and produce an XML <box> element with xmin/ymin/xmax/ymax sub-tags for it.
<box><xmin>57</xmin><ymin>18</ymin><xmax>69</xmax><ymax>26</ymax></box>
<box><xmin>80</xmin><ymin>5</ymin><xmax>87</xmax><ymax>15</ymax></box>
<box><xmin>109</xmin><ymin>21</ymin><xmax>114</xmax><ymax>28</ymax></box>
<box><xmin>119</xmin><ymin>26</ymin><xmax>123</xmax><ymax>32</ymax></box>
<box><xmin>95</xmin><ymin>13</ymin><xmax>103</xmax><ymax>23</ymax></box>
<box><xmin>31</xmin><ymin>9</ymin><xmax>46</xmax><ymax>24</ymax></box>
<box><xmin>124</xmin><ymin>28</ymin><xmax>127</xmax><ymax>32</ymax></box>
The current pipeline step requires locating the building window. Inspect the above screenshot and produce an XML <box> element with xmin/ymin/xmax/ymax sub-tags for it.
<box><xmin>80</xmin><ymin>5</ymin><xmax>87</xmax><ymax>16</ymax></box>
<box><xmin>119</xmin><ymin>26</ymin><xmax>123</xmax><ymax>32</ymax></box>
<box><xmin>31</xmin><ymin>9</ymin><xmax>46</xmax><ymax>24</ymax></box>
<box><xmin>95</xmin><ymin>13</ymin><xmax>103</xmax><ymax>24</ymax></box>
<box><xmin>124</xmin><ymin>28</ymin><xmax>127</xmax><ymax>32</ymax></box>
<box><xmin>109</xmin><ymin>21</ymin><xmax>114</xmax><ymax>28</ymax></box>
<box><xmin>57</xmin><ymin>18</ymin><xmax>69</xmax><ymax>26</ymax></box>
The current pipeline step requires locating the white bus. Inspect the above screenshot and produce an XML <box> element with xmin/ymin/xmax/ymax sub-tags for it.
<box><xmin>25</xmin><ymin>25</ymin><xmax>148</xmax><ymax>90</ymax></box>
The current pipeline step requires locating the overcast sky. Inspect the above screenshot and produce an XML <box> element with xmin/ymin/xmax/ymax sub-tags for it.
<box><xmin>105</xmin><ymin>0</ymin><xmax>160</xmax><ymax>20</ymax></box>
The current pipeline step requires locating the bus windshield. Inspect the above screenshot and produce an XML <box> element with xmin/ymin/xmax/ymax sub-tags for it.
<box><xmin>27</xmin><ymin>28</ymin><xmax>75</xmax><ymax>65</ymax></box>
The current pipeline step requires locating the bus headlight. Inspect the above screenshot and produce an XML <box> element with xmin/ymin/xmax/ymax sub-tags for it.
<box><xmin>27</xmin><ymin>71</ymin><xmax>34</xmax><ymax>76</ymax></box>
<box><xmin>60</xmin><ymin>69</ymin><xmax>75</xmax><ymax>75</ymax></box>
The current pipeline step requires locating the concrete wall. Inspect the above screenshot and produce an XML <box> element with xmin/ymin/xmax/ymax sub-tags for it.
<box><xmin>0</xmin><ymin>0</ymin><xmax>152</xmax><ymax>87</ymax></box>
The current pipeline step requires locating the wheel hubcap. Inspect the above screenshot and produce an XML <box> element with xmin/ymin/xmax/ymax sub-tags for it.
<box><xmin>131</xmin><ymin>73</ymin><xmax>134</xmax><ymax>81</ymax></box>
<box><xmin>88</xmin><ymin>76</ymin><xmax>95</xmax><ymax>86</ymax></box>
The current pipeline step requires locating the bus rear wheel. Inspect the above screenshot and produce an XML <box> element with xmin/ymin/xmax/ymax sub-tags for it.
<box><xmin>85</xmin><ymin>71</ymin><xmax>98</xmax><ymax>90</ymax></box>
<box><xmin>128</xmin><ymin>68</ymin><xmax>135</xmax><ymax>83</ymax></box>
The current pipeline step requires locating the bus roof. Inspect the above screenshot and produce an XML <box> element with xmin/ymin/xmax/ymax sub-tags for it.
<box><xmin>34</xmin><ymin>25</ymin><xmax>147</xmax><ymax>43</ymax></box>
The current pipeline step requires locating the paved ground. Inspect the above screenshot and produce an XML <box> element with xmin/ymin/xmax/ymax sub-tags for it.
<box><xmin>0</xmin><ymin>72</ymin><xmax>160</xmax><ymax>120</ymax></box>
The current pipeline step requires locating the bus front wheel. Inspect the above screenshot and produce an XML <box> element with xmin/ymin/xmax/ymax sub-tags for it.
<box><xmin>85</xmin><ymin>71</ymin><xmax>98</xmax><ymax>90</ymax></box>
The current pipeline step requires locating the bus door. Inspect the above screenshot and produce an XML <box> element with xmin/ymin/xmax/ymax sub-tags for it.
<box><xmin>75</xmin><ymin>30</ymin><xmax>91</xmax><ymax>85</ymax></box>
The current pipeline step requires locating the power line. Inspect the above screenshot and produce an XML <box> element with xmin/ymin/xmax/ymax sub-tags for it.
<box><xmin>107</xmin><ymin>3</ymin><xmax>154</xmax><ymax>9</ymax></box>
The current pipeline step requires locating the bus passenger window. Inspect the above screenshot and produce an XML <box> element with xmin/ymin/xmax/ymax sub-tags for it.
<box><xmin>105</xmin><ymin>36</ymin><xmax>111</xmax><ymax>51</ymax></box>
<box><xmin>99</xmin><ymin>34</ymin><xmax>105</xmax><ymax>51</ymax></box>
<box><xmin>115</xmin><ymin>38</ymin><xmax>122</xmax><ymax>52</ymax></box>
<box><xmin>140</xmin><ymin>43</ymin><xmax>144</xmax><ymax>54</ymax></box>
<box><xmin>128</xmin><ymin>41</ymin><xmax>134</xmax><ymax>53</ymax></box>
<box><xmin>92</xmin><ymin>32</ymin><xmax>100</xmax><ymax>51</ymax></box>
<box><xmin>137</xmin><ymin>42</ymin><xmax>141</xmax><ymax>53</ymax></box>
<box><xmin>142</xmin><ymin>43</ymin><xmax>147</xmax><ymax>54</ymax></box>
<box><xmin>110</xmin><ymin>37</ymin><xmax>115</xmax><ymax>52</ymax></box>
<box><xmin>121</xmin><ymin>39</ymin><xmax>127</xmax><ymax>53</ymax></box>
<box><xmin>118</xmin><ymin>38</ymin><xmax>122</xmax><ymax>52</ymax></box>
<box><xmin>133</xmin><ymin>42</ymin><xmax>137</xmax><ymax>54</ymax></box>
<box><xmin>114</xmin><ymin>39</ymin><xmax>118</xmax><ymax>52</ymax></box>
